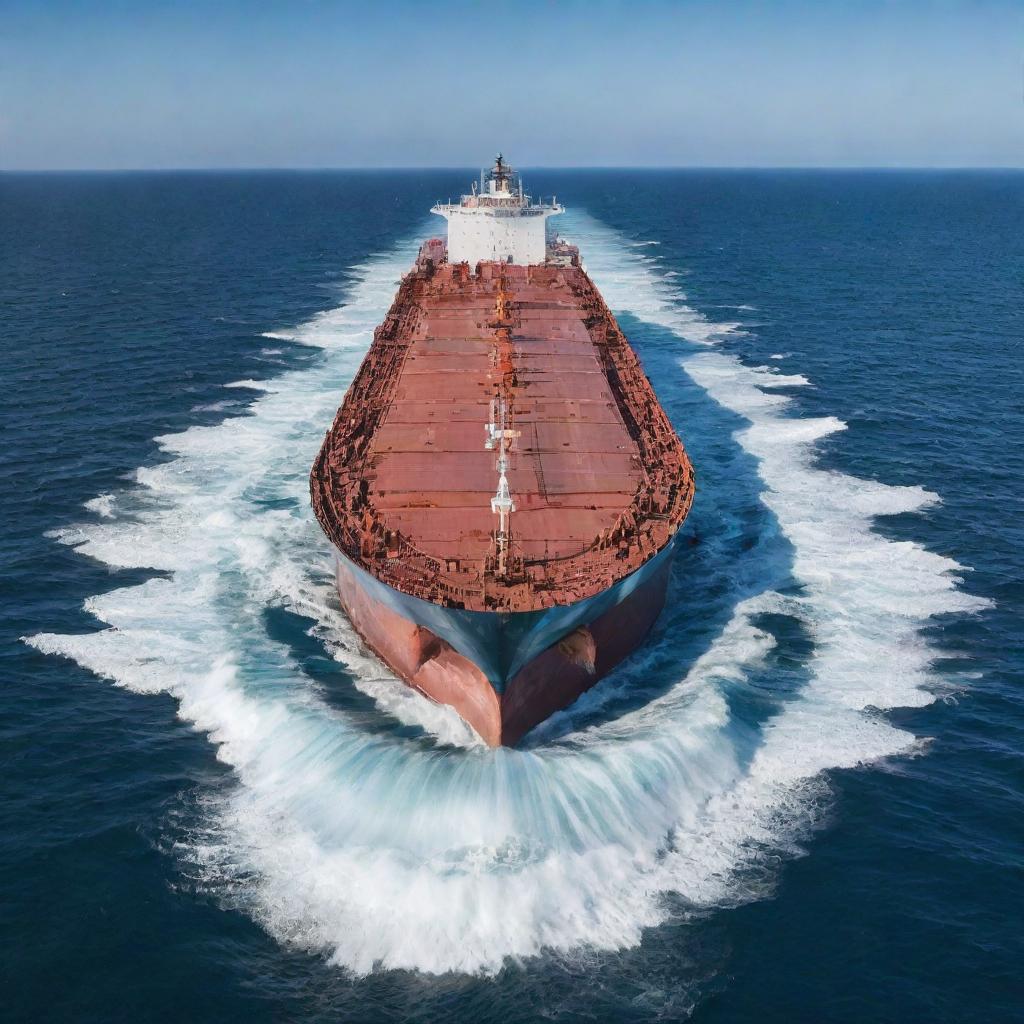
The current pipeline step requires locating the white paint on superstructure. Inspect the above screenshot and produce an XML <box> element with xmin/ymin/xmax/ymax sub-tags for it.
<box><xmin>432</xmin><ymin>155</ymin><xmax>563</xmax><ymax>266</ymax></box>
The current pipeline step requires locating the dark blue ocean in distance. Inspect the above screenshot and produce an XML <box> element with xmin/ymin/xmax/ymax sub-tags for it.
<box><xmin>2</xmin><ymin>169</ymin><xmax>1022</xmax><ymax>1023</ymax></box>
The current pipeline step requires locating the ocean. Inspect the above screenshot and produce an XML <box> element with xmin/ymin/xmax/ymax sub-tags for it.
<box><xmin>2</xmin><ymin>170</ymin><xmax>1021</xmax><ymax>1022</ymax></box>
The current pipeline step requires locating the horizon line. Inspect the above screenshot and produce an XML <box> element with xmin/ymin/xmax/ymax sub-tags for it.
<box><xmin>3</xmin><ymin>164</ymin><xmax>1024</xmax><ymax>175</ymax></box>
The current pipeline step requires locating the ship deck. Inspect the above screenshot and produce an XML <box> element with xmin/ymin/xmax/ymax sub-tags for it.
<box><xmin>311</xmin><ymin>242</ymin><xmax>694</xmax><ymax>612</ymax></box>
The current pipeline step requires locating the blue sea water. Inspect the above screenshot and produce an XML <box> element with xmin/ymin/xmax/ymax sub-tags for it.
<box><xmin>2</xmin><ymin>170</ymin><xmax>1021</xmax><ymax>1022</ymax></box>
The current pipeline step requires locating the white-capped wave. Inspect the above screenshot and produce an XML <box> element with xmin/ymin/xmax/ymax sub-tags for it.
<box><xmin>224</xmin><ymin>378</ymin><xmax>275</xmax><ymax>391</ymax></box>
<box><xmin>84</xmin><ymin>493</ymin><xmax>116</xmax><ymax>518</ymax></box>
<box><xmin>26</xmin><ymin>212</ymin><xmax>988</xmax><ymax>980</ymax></box>
<box><xmin>191</xmin><ymin>398</ymin><xmax>248</xmax><ymax>413</ymax></box>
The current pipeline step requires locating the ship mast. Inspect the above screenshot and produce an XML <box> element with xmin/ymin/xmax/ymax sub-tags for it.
<box><xmin>486</xmin><ymin>278</ymin><xmax>517</xmax><ymax>577</ymax></box>
<box><xmin>492</xmin><ymin>153</ymin><xmax>510</xmax><ymax>193</ymax></box>
<box><xmin>490</xmin><ymin>401</ymin><xmax>514</xmax><ymax>575</ymax></box>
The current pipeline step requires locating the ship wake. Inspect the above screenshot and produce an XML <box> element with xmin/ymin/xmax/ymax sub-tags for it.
<box><xmin>27</xmin><ymin>214</ymin><xmax>988</xmax><ymax>977</ymax></box>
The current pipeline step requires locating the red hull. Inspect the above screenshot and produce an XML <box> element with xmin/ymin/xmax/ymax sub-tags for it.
<box><xmin>336</xmin><ymin>553</ymin><xmax>672</xmax><ymax>746</ymax></box>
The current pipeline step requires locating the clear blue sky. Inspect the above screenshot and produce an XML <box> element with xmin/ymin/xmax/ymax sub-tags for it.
<box><xmin>1</xmin><ymin>0</ymin><xmax>1022</xmax><ymax>169</ymax></box>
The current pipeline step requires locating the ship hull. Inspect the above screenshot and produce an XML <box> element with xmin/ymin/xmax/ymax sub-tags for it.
<box><xmin>335</xmin><ymin>543</ymin><xmax>675</xmax><ymax>746</ymax></box>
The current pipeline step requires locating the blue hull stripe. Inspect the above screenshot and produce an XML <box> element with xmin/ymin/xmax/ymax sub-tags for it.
<box><xmin>336</xmin><ymin>539</ymin><xmax>677</xmax><ymax>691</ymax></box>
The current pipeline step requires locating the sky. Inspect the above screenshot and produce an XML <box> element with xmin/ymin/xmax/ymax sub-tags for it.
<box><xmin>1</xmin><ymin>0</ymin><xmax>1022</xmax><ymax>169</ymax></box>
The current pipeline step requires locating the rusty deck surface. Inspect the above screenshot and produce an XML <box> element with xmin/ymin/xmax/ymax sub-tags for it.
<box><xmin>311</xmin><ymin>240</ymin><xmax>694</xmax><ymax>612</ymax></box>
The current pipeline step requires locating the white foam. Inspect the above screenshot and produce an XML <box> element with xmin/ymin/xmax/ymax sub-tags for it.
<box><xmin>571</xmin><ymin>215</ymin><xmax>741</xmax><ymax>349</ymax></box>
<box><xmin>224</xmin><ymin>378</ymin><xmax>275</xmax><ymax>391</ymax></box>
<box><xmin>84</xmin><ymin>493</ymin><xmax>116</xmax><ymax>518</ymax></box>
<box><xmin>562</xmin><ymin>208</ymin><xmax>990</xmax><ymax>880</ymax></box>
<box><xmin>26</xmin><ymin>213</ymin><xmax>989</xmax><ymax>978</ymax></box>
<box><xmin>191</xmin><ymin>398</ymin><xmax>247</xmax><ymax>413</ymax></box>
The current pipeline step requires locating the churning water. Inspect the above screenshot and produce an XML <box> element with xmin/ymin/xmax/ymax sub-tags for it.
<box><xmin>5</xmin><ymin>171</ymin><xmax>1020</xmax><ymax>1022</ymax></box>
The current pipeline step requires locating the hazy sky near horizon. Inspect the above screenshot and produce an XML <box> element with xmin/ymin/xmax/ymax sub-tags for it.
<box><xmin>1</xmin><ymin>0</ymin><xmax>1022</xmax><ymax>169</ymax></box>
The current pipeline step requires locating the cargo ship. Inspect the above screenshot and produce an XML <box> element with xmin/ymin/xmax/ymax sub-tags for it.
<box><xmin>311</xmin><ymin>156</ymin><xmax>694</xmax><ymax>746</ymax></box>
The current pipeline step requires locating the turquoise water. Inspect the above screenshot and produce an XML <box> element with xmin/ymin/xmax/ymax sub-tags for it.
<box><xmin>2</xmin><ymin>170</ymin><xmax>1020</xmax><ymax>1021</ymax></box>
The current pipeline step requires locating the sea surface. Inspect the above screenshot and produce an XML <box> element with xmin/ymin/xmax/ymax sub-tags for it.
<box><xmin>2</xmin><ymin>170</ymin><xmax>1021</xmax><ymax>1023</ymax></box>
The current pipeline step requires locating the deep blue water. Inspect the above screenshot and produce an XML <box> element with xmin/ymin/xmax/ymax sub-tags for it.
<box><xmin>2</xmin><ymin>170</ymin><xmax>1021</xmax><ymax>1022</ymax></box>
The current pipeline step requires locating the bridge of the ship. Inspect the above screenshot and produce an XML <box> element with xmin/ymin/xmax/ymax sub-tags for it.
<box><xmin>311</xmin><ymin>242</ymin><xmax>693</xmax><ymax>612</ymax></box>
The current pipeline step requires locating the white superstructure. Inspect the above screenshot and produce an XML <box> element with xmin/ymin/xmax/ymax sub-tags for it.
<box><xmin>431</xmin><ymin>155</ymin><xmax>563</xmax><ymax>266</ymax></box>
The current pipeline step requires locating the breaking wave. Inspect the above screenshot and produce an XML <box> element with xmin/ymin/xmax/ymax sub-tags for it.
<box><xmin>26</xmin><ymin>212</ymin><xmax>988</xmax><ymax>976</ymax></box>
